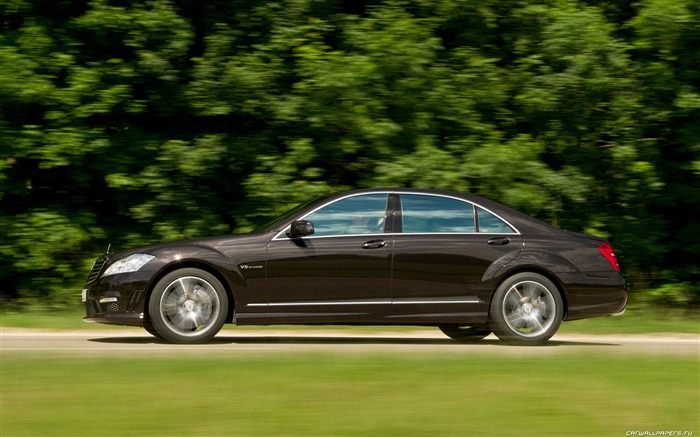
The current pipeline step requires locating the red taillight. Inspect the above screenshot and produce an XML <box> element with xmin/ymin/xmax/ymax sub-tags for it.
<box><xmin>598</xmin><ymin>242</ymin><xmax>620</xmax><ymax>272</ymax></box>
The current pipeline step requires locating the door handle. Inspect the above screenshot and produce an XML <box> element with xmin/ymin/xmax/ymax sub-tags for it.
<box><xmin>487</xmin><ymin>237</ymin><xmax>511</xmax><ymax>246</ymax></box>
<box><xmin>362</xmin><ymin>240</ymin><xmax>386</xmax><ymax>249</ymax></box>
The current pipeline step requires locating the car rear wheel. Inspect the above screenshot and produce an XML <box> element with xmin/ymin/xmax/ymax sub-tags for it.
<box><xmin>438</xmin><ymin>324</ymin><xmax>491</xmax><ymax>341</ymax></box>
<box><xmin>147</xmin><ymin>268</ymin><xmax>228</xmax><ymax>344</ymax></box>
<box><xmin>488</xmin><ymin>272</ymin><xmax>563</xmax><ymax>345</ymax></box>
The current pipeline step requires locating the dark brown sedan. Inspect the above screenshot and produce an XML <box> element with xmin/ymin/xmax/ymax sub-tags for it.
<box><xmin>82</xmin><ymin>189</ymin><xmax>627</xmax><ymax>344</ymax></box>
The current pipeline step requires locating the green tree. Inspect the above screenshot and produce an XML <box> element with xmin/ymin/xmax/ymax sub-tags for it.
<box><xmin>1</xmin><ymin>0</ymin><xmax>698</xmax><ymax>306</ymax></box>
<box><xmin>627</xmin><ymin>0</ymin><xmax>700</xmax><ymax>295</ymax></box>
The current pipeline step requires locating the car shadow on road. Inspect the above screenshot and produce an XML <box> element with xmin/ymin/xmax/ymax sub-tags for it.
<box><xmin>88</xmin><ymin>335</ymin><xmax>620</xmax><ymax>347</ymax></box>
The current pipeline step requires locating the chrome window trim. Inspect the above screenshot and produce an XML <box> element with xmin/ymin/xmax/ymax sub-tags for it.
<box><xmin>272</xmin><ymin>231</ymin><xmax>520</xmax><ymax>242</ymax></box>
<box><xmin>395</xmin><ymin>231</ymin><xmax>518</xmax><ymax>236</ymax></box>
<box><xmin>272</xmin><ymin>190</ymin><xmax>521</xmax><ymax>241</ymax></box>
<box><xmin>273</xmin><ymin>232</ymin><xmax>387</xmax><ymax>241</ymax></box>
<box><xmin>272</xmin><ymin>192</ymin><xmax>391</xmax><ymax>241</ymax></box>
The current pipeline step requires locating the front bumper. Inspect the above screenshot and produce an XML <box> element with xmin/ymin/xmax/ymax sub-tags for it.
<box><xmin>83</xmin><ymin>312</ymin><xmax>144</xmax><ymax>326</ymax></box>
<box><xmin>83</xmin><ymin>270</ymin><xmax>153</xmax><ymax>327</ymax></box>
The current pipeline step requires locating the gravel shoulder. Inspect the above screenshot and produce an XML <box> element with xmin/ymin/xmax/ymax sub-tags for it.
<box><xmin>2</xmin><ymin>327</ymin><xmax>698</xmax><ymax>356</ymax></box>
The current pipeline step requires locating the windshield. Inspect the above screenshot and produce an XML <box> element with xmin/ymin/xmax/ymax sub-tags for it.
<box><xmin>251</xmin><ymin>194</ymin><xmax>334</xmax><ymax>234</ymax></box>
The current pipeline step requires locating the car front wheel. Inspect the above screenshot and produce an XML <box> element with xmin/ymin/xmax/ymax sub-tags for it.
<box><xmin>147</xmin><ymin>268</ymin><xmax>228</xmax><ymax>344</ymax></box>
<box><xmin>488</xmin><ymin>272</ymin><xmax>563</xmax><ymax>345</ymax></box>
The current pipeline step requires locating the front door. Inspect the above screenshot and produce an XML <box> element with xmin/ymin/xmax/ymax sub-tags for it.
<box><xmin>265</xmin><ymin>193</ymin><xmax>393</xmax><ymax>322</ymax></box>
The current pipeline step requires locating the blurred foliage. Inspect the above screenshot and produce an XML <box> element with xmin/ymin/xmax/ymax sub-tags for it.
<box><xmin>1</xmin><ymin>0</ymin><xmax>698</xmax><ymax>306</ymax></box>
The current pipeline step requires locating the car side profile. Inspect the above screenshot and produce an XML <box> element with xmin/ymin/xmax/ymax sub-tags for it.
<box><xmin>82</xmin><ymin>188</ymin><xmax>627</xmax><ymax>345</ymax></box>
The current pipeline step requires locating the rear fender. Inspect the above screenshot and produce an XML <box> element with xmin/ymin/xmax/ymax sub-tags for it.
<box><xmin>480</xmin><ymin>249</ymin><xmax>524</xmax><ymax>283</ymax></box>
<box><xmin>482</xmin><ymin>250</ymin><xmax>578</xmax><ymax>309</ymax></box>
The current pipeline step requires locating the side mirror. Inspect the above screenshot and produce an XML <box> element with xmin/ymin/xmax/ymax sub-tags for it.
<box><xmin>286</xmin><ymin>220</ymin><xmax>315</xmax><ymax>238</ymax></box>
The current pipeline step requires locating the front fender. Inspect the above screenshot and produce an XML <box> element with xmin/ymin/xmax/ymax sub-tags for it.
<box><xmin>147</xmin><ymin>245</ymin><xmax>244</xmax><ymax>285</ymax></box>
<box><xmin>130</xmin><ymin>246</ymin><xmax>248</xmax><ymax>318</ymax></box>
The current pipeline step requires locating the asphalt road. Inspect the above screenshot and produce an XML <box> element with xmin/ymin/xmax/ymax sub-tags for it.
<box><xmin>2</xmin><ymin>328</ymin><xmax>698</xmax><ymax>356</ymax></box>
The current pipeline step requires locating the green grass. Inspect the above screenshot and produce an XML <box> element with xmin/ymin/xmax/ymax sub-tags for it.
<box><xmin>0</xmin><ymin>306</ymin><xmax>99</xmax><ymax>330</ymax></box>
<box><xmin>1</xmin><ymin>353</ymin><xmax>698</xmax><ymax>437</ymax></box>
<box><xmin>558</xmin><ymin>305</ymin><xmax>700</xmax><ymax>335</ymax></box>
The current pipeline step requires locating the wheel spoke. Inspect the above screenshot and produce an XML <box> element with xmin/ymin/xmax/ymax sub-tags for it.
<box><xmin>521</xmin><ymin>282</ymin><xmax>538</xmax><ymax>300</ymax></box>
<box><xmin>506</xmin><ymin>311</ymin><xmax>526</xmax><ymax>328</ymax></box>
<box><xmin>505</xmin><ymin>289</ymin><xmax>522</xmax><ymax>307</ymax></box>
<box><xmin>175</xmin><ymin>278</ymin><xmax>191</xmax><ymax>299</ymax></box>
<box><xmin>511</xmin><ymin>286</ymin><xmax>524</xmax><ymax>301</ymax></box>
<box><xmin>163</xmin><ymin>289</ymin><xmax>181</xmax><ymax>307</ymax></box>
<box><xmin>190</xmin><ymin>312</ymin><xmax>201</xmax><ymax>329</ymax></box>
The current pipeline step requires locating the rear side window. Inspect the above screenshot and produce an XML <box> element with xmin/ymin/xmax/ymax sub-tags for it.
<box><xmin>302</xmin><ymin>193</ymin><xmax>388</xmax><ymax>236</ymax></box>
<box><xmin>400</xmin><ymin>194</ymin><xmax>475</xmax><ymax>233</ymax></box>
<box><xmin>476</xmin><ymin>207</ymin><xmax>516</xmax><ymax>233</ymax></box>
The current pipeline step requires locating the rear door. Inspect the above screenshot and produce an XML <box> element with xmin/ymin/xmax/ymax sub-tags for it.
<box><xmin>391</xmin><ymin>193</ymin><xmax>523</xmax><ymax>315</ymax></box>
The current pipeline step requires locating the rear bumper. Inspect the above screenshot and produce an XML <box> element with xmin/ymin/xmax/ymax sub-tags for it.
<box><xmin>560</xmin><ymin>272</ymin><xmax>627</xmax><ymax>321</ymax></box>
<box><xmin>611</xmin><ymin>307</ymin><xmax>626</xmax><ymax>316</ymax></box>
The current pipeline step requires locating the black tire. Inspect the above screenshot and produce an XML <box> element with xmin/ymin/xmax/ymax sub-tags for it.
<box><xmin>142</xmin><ymin>320</ymin><xmax>163</xmax><ymax>340</ymax></box>
<box><xmin>488</xmin><ymin>272</ymin><xmax>563</xmax><ymax>345</ymax></box>
<box><xmin>438</xmin><ymin>324</ymin><xmax>491</xmax><ymax>341</ymax></box>
<box><xmin>147</xmin><ymin>268</ymin><xmax>228</xmax><ymax>344</ymax></box>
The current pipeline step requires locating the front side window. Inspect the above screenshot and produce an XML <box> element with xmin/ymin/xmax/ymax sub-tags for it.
<box><xmin>400</xmin><ymin>194</ymin><xmax>475</xmax><ymax>233</ymax></box>
<box><xmin>302</xmin><ymin>193</ymin><xmax>388</xmax><ymax>237</ymax></box>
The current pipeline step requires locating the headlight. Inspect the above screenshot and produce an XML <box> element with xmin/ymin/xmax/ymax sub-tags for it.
<box><xmin>102</xmin><ymin>254</ymin><xmax>155</xmax><ymax>277</ymax></box>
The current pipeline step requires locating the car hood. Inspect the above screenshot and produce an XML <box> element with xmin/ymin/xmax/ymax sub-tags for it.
<box><xmin>104</xmin><ymin>233</ymin><xmax>267</xmax><ymax>262</ymax></box>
